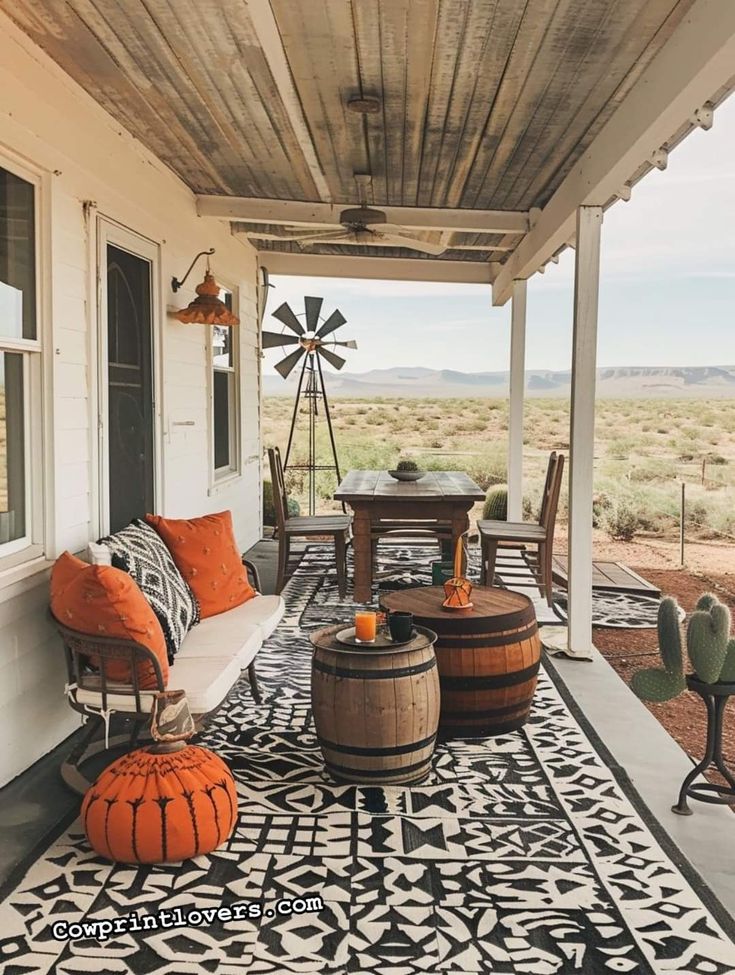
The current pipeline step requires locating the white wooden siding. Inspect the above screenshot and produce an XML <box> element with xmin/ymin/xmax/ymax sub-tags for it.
<box><xmin>0</xmin><ymin>17</ymin><xmax>260</xmax><ymax>786</ymax></box>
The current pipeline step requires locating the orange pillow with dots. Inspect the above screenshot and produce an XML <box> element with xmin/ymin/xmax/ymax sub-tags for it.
<box><xmin>50</xmin><ymin>552</ymin><xmax>169</xmax><ymax>689</ymax></box>
<box><xmin>145</xmin><ymin>511</ymin><xmax>256</xmax><ymax>619</ymax></box>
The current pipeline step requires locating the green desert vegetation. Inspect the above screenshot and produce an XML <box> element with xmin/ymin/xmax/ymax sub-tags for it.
<box><xmin>262</xmin><ymin>396</ymin><xmax>735</xmax><ymax>543</ymax></box>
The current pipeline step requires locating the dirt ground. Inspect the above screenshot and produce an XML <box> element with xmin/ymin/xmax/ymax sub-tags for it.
<box><xmin>554</xmin><ymin>527</ymin><xmax>735</xmax><ymax>794</ymax></box>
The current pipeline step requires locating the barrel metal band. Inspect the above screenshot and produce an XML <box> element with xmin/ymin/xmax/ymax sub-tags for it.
<box><xmin>439</xmin><ymin>661</ymin><xmax>539</xmax><ymax>691</ymax></box>
<box><xmin>435</xmin><ymin>623</ymin><xmax>538</xmax><ymax>649</ymax></box>
<box><xmin>318</xmin><ymin>731</ymin><xmax>437</xmax><ymax>757</ymax></box>
<box><xmin>326</xmin><ymin>757</ymin><xmax>430</xmax><ymax>779</ymax></box>
<box><xmin>313</xmin><ymin>657</ymin><xmax>437</xmax><ymax>680</ymax></box>
<box><xmin>440</xmin><ymin>700</ymin><xmax>530</xmax><ymax>720</ymax></box>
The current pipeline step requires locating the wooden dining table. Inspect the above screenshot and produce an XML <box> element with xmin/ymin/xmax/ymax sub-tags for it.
<box><xmin>334</xmin><ymin>470</ymin><xmax>485</xmax><ymax>602</ymax></box>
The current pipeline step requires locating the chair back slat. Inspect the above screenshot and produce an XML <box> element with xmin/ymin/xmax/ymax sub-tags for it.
<box><xmin>268</xmin><ymin>446</ymin><xmax>289</xmax><ymax>532</ymax></box>
<box><xmin>539</xmin><ymin>452</ymin><xmax>565</xmax><ymax>538</ymax></box>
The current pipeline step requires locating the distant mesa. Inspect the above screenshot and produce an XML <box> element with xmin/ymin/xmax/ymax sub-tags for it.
<box><xmin>263</xmin><ymin>365</ymin><xmax>735</xmax><ymax>399</ymax></box>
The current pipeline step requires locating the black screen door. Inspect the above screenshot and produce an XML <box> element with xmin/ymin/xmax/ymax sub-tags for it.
<box><xmin>105</xmin><ymin>243</ymin><xmax>154</xmax><ymax>533</ymax></box>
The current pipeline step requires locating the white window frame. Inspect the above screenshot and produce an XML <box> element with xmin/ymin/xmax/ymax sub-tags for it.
<box><xmin>0</xmin><ymin>152</ymin><xmax>45</xmax><ymax>568</ymax></box>
<box><xmin>208</xmin><ymin>283</ymin><xmax>241</xmax><ymax>487</ymax></box>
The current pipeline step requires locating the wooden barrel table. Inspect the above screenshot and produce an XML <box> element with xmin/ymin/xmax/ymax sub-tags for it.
<box><xmin>310</xmin><ymin>624</ymin><xmax>440</xmax><ymax>784</ymax></box>
<box><xmin>381</xmin><ymin>586</ymin><xmax>540</xmax><ymax>737</ymax></box>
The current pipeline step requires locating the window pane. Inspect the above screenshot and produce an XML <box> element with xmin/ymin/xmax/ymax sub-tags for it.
<box><xmin>213</xmin><ymin>370</ymin><xmax>230</xmax><ymax>469</ymax></box>
<box><xmin>0</xmin><ymin>168</ymin><xmax>36</xmax><ymax>340</ymax></box>
<box><xmin>0</xmin><ymin>352</ymin><xmax>26</xmax><ymax>542</ymax></box>
<box><xmin>212</xmin><ymin>324</ymin><xmax>232</xmax><ymax>368</ymax></box>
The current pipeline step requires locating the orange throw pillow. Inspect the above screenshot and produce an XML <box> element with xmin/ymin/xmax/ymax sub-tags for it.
<box><xmin>145</xmin><ymin>511</ymin><xmax>256</xmax><ymax>619</ymax></box>
<box><xmin>50</xmin><ymin>552</ymin><xmax>169</xmax><ymax>689</ymax></box>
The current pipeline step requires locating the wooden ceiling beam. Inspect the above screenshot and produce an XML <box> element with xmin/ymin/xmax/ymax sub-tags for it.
<box><xmin>246</xmin><ymin>0</ymin><xmax>332</xmax><ymax>201</ymax></box>
<box><xmin>258</xmin><ymin>251</ymin><xmax>499</xmax><ymax>284</ymax></box>
<box><xmin>199</xmin><ymin>196</ymin><xmax>529</xmax><ymax>234</ymax></box>
<box><xmin>492</xmin><ymin>0</ymin><xmax>735</xmax><ymax>305</ymax></box>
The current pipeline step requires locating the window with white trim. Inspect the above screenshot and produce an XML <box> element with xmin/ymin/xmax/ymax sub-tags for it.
<box><xmin>0</xmin><ymin>162</ymin><xmax>42</xmax><ymax>561</ymax></box>
<box><xmin>210</xmin><ymin>288</ymin><xmax>240</xmax><ymax>480</ymax></box>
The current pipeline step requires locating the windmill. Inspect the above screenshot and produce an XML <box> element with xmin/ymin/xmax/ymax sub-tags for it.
<box><xmin>262</xmin><ymin>296</ymin><xmax>357</xmax><ymax>515</ymax></box>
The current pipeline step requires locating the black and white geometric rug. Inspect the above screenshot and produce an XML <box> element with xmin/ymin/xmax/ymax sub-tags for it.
<box><xmin>1</xmin><ymin>544</ymin><xmax>733</xmax><ymax>974</ymax></box>
<box><xmin>377</xmin><ymin>540</ymin><xmax>670</xmax><ymax>629</ymax></box>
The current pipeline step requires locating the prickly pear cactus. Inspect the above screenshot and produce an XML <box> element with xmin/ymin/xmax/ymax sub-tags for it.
<box><xmin>631</xmin><ymin>668</ymin><xmax>686</xmax><ymax>702</ymax></box>
<box><xmin>656</xmin><ymin>597</ymin><xmax>683</xmax><ymax>675</ymax></box>
<box><xmin>631</xmin><ymin>597</ymin><xmax>686</xmax><ymax>702</ymax></box>
<box><xmin>687</xmin><ymin>601</ymin><xmax>730</xmax><ymax>684</ymax></box>
<box><xmin>718</xmin><ymin>638</ymin><xmax>735</xmax><ymax>684</ymax></box>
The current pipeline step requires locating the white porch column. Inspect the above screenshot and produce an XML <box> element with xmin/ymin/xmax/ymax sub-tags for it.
<box><xmin>568</xmin><ymin>206</ymin><xmax>603</xmax><ymax>655</ymax></box>
<box><xmin>507</xmin><ymin>279</ymin><xmax>527</xmax><ymax>521</ymax></box>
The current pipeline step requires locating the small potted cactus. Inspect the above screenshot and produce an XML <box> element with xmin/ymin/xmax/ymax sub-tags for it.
<box><xmin>632</xmin><ymin>593</ymin><xmax>735</xmax><ymax>702</ymax></box>
<box><xmin>388</xmin><ymin>458</ymin><xmax>426</xmax><ymax>482</ymax></box>
<box><xmin>632</xmin><ymin>592</ymin><xmax>735</xmax><ymax>814</ymax></box>
<box><xmin>482</xmin><ymin>485</ymin><xmax>508</xmax><ymax>521</ymax></box>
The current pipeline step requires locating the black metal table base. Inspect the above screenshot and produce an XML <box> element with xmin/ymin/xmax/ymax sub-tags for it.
<box><xmin>671</xmin><ymin>676</ymin><xmax>735</xmax><ymax>815</ymax></box>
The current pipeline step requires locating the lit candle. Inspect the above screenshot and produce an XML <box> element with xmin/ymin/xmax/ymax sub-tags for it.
<box><xmin>354</xmin><ymin>611</ymin><xmax>377</xmax><ymax>643</ymax></box>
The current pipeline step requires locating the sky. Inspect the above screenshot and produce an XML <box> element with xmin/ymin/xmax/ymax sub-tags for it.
<box><xmin>263</xmin><ymin>94</ymin><xmax>735</xmax><ymax>376</ymax></box>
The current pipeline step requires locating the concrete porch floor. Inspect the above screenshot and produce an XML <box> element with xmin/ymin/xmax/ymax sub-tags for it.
<box><xmin>0</xmin><ymin>537</ymin><xmax>732</xmax><ymax>926</ymax></box>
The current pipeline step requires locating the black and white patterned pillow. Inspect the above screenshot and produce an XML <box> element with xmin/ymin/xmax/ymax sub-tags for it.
<box><xmin>97</xmin><ymin>519</ymin><xmax>200</xmax><ymax>662</ymax></box>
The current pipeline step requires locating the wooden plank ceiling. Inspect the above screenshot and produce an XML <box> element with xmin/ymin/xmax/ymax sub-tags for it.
<box><xmin>3</xmin><ymin>0</ymin><xmax>696</xmax><ymax>265</ymax></box>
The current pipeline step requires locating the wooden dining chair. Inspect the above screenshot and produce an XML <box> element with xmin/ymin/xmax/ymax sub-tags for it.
<box><xmin>267</xmin><ymin>446</ymin><xmax>351</xmax><ymax>597</ymax></box>
<box><xmin>478</xmin><ymin>452</ymin><xmax>565</xmax><ymax>605</ymax></box>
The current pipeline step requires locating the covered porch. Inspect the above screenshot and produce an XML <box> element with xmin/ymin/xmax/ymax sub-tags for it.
<box><xmin>0</xmin><ymin>1</ymin><xmax>734</xmax><ymax>972</ymax></box>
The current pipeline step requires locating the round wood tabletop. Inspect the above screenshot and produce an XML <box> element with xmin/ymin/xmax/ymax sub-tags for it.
<box><xmin>381</xmin><ymin>585</ymin><xmax>535</xmax><ymax>629</ymax></box>
<box><xmin>310</xmin><ymin>623</ymin><xmax>437</xmax><ymax>655</ymax></box>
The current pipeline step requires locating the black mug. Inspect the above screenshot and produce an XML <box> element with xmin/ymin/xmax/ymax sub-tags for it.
<box><xmin>388</xmin><ymin>611</ymin><xmax>414</xmax><ymax>642</ymax></box>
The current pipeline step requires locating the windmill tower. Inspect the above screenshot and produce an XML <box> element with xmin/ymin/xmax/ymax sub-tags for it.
<box><xmin>262</xmin><ymin>297</ymin><xmax>357</xmax><ymax>515</ymax></box>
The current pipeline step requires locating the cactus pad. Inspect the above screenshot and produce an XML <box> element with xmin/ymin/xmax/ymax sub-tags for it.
<box><xmin>631</xmin><ymin>668</ymin><xmax>686</xmax><ymax>703</ymax></box>
<box><xmin>656</xmin><ymin>597</ymin><xmax>683</xmax><ymax>675</ymax></box>
<box><xmin>717</xmin><ymin>638</ymin><xmax>735</xmax><ymax>684</ymax></box>
<box><xmin>687</xmin><ymin>603</ymin><xmax>730</xmax><ymax>684</ymax></box>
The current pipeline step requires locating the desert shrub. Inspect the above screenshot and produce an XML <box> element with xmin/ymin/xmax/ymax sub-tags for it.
<box><xmin>600</xmin><ymin>496</ymin><xmax>640</xmax><ymax>541</ymax></box>
<box><xmin>262</xmin><ymin>479</ymin><xmax>300</xmax><ymax>525</ymax></box>
<box><xmin>708</xmin><ymin>453</ymin><xmax>727</xmax><ymax>465</ymax></box>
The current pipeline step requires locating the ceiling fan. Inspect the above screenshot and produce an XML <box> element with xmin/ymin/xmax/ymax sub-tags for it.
<box><xmin>250</xmin><ymin>205</ymin><xmax>446</xmax><ymax>256</ymax></box>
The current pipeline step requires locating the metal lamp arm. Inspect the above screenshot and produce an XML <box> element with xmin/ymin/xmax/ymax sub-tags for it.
<box><xmin>172</xmin><ymin>248</ymin><xmax>215</xmax><ymax>292</ymax></box>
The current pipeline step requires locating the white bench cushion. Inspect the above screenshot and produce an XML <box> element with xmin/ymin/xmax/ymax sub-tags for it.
<box><xmin>208</xmin><ymin>593</ymin><xmax>285</xmax><ymax>639</ymax></box>
<box><xmin>73</xmin><ymin>655</ymin><xmax>240</xmax><ymax>716</ymax></box>
<box><xmin>177</xmin><ymin>619</ymin><xmax>262</xmax><ymax>669</ymax></box>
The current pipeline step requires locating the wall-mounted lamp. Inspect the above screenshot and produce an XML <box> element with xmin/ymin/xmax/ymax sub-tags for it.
<box><xmin>172</xmin><ymin>248</ymin><xmax>240</xmax><ymax>326</ymax></box>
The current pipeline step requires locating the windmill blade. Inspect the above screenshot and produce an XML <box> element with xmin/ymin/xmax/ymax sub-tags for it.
<box><xmin>272</xmin><ymin>301</ymin><xmax>305</xmax><ymax>335</ymax></box>
<box><xmin>261</xmin><ymin>330</ymin><xmax>301</xmax><ymax>349</ymax></box>
<box><xmin>317</xmin><ymin>346</ymin><xmax>346</xmax><ymax>371</ymax></box>
<box><xmin>316</xmin><ymin>309</ymin><xmax>346</xmax><ymax>339</ymax></box>
<box><xmin>304</xmin><ymin>296</ymin><xmax>323</xmax><ymax>332</ymax></box>
<box><xmin>376</xmin><ymin>233</ymin><xmax>446</xmax><ymax>255</ymax></box>
<box><xmin>332</xmin><ymin>339</ymin><xmax>357</xmax><ymax>350</ymax></box>
<box><xmin>275</xmin><ymin>346</ymin><xmax>306</xmax><ymax>379</ymax></box>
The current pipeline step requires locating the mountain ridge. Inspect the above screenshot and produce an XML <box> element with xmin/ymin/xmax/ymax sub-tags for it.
<box><xmin>263</xmin><ymin>365</ymin><xmax>735</xmax><ymax>399</ymax></box>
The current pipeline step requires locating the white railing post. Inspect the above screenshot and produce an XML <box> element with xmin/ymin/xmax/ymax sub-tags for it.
<box><xmin>507</xmin><ymin>279</ymin><xmax>527</xmax><ymax>521</ymax></box>
<box><xmin>568</xmin><ymin>206</ymin><xmax>603</xmax><ymax>656</ymax></box>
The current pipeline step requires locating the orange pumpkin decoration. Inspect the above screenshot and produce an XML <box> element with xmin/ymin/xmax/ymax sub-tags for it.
<box><xmin>442</xmin><ymin>535</ymin><xmax>473</xmax><ymax>610</ymax></box>
<box><xmin>82</xmin><ymin>743</ymin><xmax>237</xmax><ymax>863</ymax></box>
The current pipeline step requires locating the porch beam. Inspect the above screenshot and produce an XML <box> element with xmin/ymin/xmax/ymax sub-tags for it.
<box><xmin>567</xmin><ymin>206</ymin><xmax>602</xmax><ymax>657</ymax></box>
<box><xmin>246</xmin><ymin>0</ymin><xmax>331</xmax><ymax>201</ymax></box>
<box><xmin>507</xmin><ymin>280</ymin><xmax>527</xmax><ymax>521</ymax></box>
<box><xmin>492</xmin><ymin>0</ymin><xmax>735</xmax><ymax>305</ymax></box>
<box><xmin>257</xmin><ymin>251</ymin><xmax>499</xmax><ymax>284</ymax></box>
<box><xmin>199</xmin><ymin>197</ymin><xmax>529</xmax><ymax>234</ymax></box>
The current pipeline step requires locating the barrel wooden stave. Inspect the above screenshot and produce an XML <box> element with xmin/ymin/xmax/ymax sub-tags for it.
<box><xmin>381</xmin><ymin>587</ymin><xmax>541</xmax><ymax>738</ymax></box>
<box><xmin>311</xmin><ymin>641</ymin><xmax>440</xmax><ymax>785</ymax></box>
